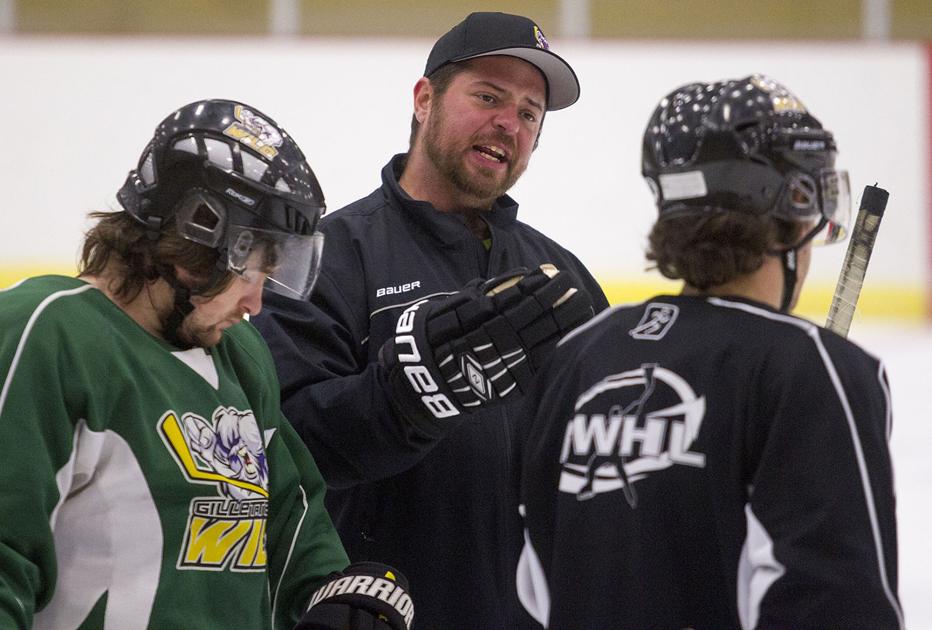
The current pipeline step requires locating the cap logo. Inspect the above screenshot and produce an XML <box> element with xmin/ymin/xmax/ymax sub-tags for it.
<box><xmin>223</xmin><ymin>105</ymin><xmax>283</xmax><ymax>160</ymax></box>
<box><xmin>533</xmin><ymin>25</ymin><xmax>549</xmax><ymax>50</ymax></box>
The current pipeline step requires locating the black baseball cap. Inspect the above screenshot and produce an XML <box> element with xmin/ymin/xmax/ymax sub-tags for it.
<box><xmin>424</xmin><ymin>12</ymin><xmax>580</xmax><ymax>111</ymax></box>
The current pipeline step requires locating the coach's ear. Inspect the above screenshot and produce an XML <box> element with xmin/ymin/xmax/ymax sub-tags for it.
<box><xmin>412</xmin><ymin>77</ymin><xmax>433</xmax><ymax>126</ymax></box>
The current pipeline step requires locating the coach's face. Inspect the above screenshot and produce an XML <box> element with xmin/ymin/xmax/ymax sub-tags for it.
<box><xmin>418</xmin><ymin>56</ymin><xmax>545</xmax><ymax>208</ymax></box>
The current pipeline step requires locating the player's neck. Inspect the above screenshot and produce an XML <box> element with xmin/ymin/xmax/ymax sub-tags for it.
<box><xmin>82</xmin><ymin>265</ymin><xmax>173</xmax><ymax>339</ymax></box>
<box><xmin>682</xmin><ymin>255</ymin><xmax>788</xmax><ymax>310</ymax></box>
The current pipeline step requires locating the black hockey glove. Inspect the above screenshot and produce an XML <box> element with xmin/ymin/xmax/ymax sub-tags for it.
<box><xmin>295</xmin><ymin>562</ymin><xmax>413</xmax><ymax>630</ymax></box>
<box><xmin>379</xmin><ymin>264</ymin><xmax>594</xmax><ymax>434</ymax></box>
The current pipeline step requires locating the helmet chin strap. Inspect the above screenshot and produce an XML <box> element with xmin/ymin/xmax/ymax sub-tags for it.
<box><xmin>774</xmin><ymin>215</ymin><xmax>828</xmax><ymax>313</ymax></box>
<box><xmin>155</xmin><ymin>265</ymin><xmax>198</xmax><ymax>350</ymax></box>
<box><xmin>779</xmin><ymin>248</ymin><xmax>798</xmax><ymax>313</ymax></box>
<box><xmin>143</xmin><ymin>206</ymin><xmax>235</xmax><ymax>349</ymax></box>
<box><xmin>155</xmin><ymin>258</ymin><xmax>229</xmax><ymax>350</ymax></box>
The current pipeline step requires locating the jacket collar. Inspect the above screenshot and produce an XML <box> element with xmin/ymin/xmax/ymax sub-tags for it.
<box><xmin>381</xmin><ymin>154</ymin><xmax>520</xmax><ymax>244</ymax></box>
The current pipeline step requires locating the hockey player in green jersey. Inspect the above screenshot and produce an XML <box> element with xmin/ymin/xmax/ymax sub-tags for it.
<box><xmin>0</xmin><ymin>100</ymin><xmax>412</xmax><ymax>629</ymax></box>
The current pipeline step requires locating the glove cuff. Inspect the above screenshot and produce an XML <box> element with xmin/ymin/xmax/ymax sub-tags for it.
<box><xmin>305</xmin><ymin>562</ymin><xmax>413</xmax><ymax>630</ymax></box>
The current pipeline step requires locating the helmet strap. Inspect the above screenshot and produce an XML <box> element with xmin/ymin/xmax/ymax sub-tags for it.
<box><xmin>155</xmin><ymin>265</ymin><xmax>197</xmax><ymax>350</ymax></box>
<box><xmin>778</xmin><ymin>248</ymin><xmax>797</xmax><ymax>313</ymax></box>
<box><xmin>144</xmin><ymin>213</ymin><xmax>163</xmax><ymax>243</ymax></box>
<box><xmin>773</xmin><ymin>216</ymin><xmax>828</xmax><ymax>312</ymax></box>
<box><xmin>154</xmin><ymin>260</ymin><xmax>228</xmax><ymax>350</ymax></box>
<box><xmin>164</xmin><ymin>288</ymin><xmax>196</xmax><ymax>349</ymax></box>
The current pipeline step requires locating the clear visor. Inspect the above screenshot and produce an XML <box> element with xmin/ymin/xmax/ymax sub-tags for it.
<box><xmin>811</xmin><ymin>169</ymin><xmax>851</xmax><ymax>246</ymax></box>
<box><xmin>784</xmin><ymin>168</ymin><xmax>851</xmax><ymax>246</ymax></box>
<box><xmin>226</xmin><ymin>225</ymin><xmax>324</xmax><ymax>300</ymax></box>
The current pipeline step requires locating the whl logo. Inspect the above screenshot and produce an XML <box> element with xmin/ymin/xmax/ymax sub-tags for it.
<box><xmin>558</xmin><ymin>364</ymin><xmax>706</xmax><ymax>502</ymax></box>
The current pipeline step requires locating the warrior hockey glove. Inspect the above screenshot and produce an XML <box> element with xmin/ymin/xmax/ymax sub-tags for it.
<box><xmin>379</xmin><ymin>264</ymin><xmax>594</xmax><ymax>434</ymax></box>
<box><xmin>295</xmin><ymin>562</ymin><xmax>413</xmax><ymax>630</ymax></box>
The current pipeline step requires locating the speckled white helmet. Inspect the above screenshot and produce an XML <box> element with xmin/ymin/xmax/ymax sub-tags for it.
<box><xmin>642</xmin><ymin>74</ymin><xmax>850</xmax><ymax>245</ymax></box>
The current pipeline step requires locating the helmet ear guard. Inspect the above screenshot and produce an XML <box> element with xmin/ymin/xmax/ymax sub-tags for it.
<box><xmin>648</xmin><ymin>159</ymin><xmax>787</xmax><ymax>218</ymax></box>
<box><xmin>174</xmin><ymin>189</ymin><xmax>228</xmax><ymax>249</ymax></box>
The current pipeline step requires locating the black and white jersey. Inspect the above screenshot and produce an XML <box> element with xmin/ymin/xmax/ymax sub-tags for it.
<box><xmin>518</xmin><ymin>295</ymin><xmax>902</xmax><ymax>630</ymax></box>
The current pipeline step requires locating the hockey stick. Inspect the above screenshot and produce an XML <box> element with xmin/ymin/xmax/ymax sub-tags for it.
<box><xmin>825</xmin><ymin>184</ymin><xmax>889</xmax><ymax>337</ymax></box>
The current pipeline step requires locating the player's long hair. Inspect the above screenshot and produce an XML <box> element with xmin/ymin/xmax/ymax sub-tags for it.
<box><xmin>646</xmin><ymin>212</ymin><xmax>797</xmax><ymax>290</ymax></box>
<box><xmin>79</xmin><ymin>210</ymin><xmax>234</xmax><ymax>301</ymax></box>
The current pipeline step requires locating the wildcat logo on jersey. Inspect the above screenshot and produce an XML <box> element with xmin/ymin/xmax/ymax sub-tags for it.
<box><xmin>558</xmin><ymin>364</ymin><xmax>706</xmax><ymax>503</ymax></box>
<box><xmin>629</xmin><ymin>302</ymin><xmax>679</xmax><ymax>340</ymax></box>
<box><xmin>158</xmin><ymin>407</ymin><xmax>270</xmax><ymax>572</ymax></box>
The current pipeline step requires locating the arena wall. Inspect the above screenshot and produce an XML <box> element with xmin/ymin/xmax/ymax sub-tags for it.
<box><xmin>1</xmin><ymin>37</ymin><xmax>927</xmax><ymax>321</ymax></box>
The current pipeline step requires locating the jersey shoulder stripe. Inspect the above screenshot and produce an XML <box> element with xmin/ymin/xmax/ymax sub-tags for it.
<box><xmin>557</xmin><ymin>302</ymin><xmax>632</xmax><ymax>348</ymax></box>
<box><xmin>0</xmin><ymin>281</ymin><xmax>96</xmax><ymax>419</ymax></box>
<box><xmin>707</xmin><ymin>296</ymin><xmax>903</xmax><ymax>627</ymax></box>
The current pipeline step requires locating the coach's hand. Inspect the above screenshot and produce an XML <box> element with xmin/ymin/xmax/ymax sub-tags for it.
<box><xmin>379</xmin><ymin>264</ymin><xmax>594</xmax><ymax>434</ymax></box>
<box><xmin>295</xmin><ymin>562</ymin><xmax>413</xmax><ymax>630</ymax></box>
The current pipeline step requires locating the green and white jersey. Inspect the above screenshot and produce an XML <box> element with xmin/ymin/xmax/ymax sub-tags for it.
<box><xmin>0</xmin><ymin>276</ymin><xmax>349</xmax><ymax>629</ymax></box>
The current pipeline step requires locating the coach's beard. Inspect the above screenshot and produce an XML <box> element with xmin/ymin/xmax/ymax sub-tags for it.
<box><xmin>424</xmin><ymin>123</ymin><xmax>524</xmax><ymax>209</ymax></box>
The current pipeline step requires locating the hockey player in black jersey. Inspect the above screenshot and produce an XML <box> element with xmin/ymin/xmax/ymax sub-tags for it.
<box><xmin>517</xmin><ymin>74</ymin><xmax>903</xmax><ymax>629</ymax></box>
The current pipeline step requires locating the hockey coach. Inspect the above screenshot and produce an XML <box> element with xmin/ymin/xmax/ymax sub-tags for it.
<box><xmin>253</xmin><ymin>11</ymin><xmax>608</xmax><ymax>630</ymax></box>
<box><xmin>517</xmin><ymin>75</ymin><xmax>903</xmax><ymax>629</ymax></box>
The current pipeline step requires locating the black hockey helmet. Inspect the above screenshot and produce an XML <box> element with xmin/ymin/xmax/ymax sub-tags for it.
<box><xmin>117</xmin><ymin>99</ymin><xmax>325</xmax><ymax>300</ymax></box>
<box><xmin>641</xmin><ymin>74</ymin><xmax>850</xmax><ymax>245</ymax></box>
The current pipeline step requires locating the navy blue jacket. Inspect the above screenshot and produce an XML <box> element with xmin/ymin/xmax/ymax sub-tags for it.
<box><xmin>253</xmin><ymin>155</ymin><xmax>608</xmax><ymax>630</ymax></box>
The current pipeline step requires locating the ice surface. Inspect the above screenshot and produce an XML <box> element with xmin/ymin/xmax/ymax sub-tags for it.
<box><xmin>850</xmin><ymin>322</ymin><xmax>932</xmax><ymax>629</ymax></box>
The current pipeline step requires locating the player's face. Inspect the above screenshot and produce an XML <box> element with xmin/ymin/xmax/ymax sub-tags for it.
<box><xmin>179</xmin><ymin>269</ymin><xmax>267</xmax><ymax>348</ymax></box>
<box><xmin>420</xmin><ymin>56</ymin><xmax>545</xmax><ymax>207</ymax></box>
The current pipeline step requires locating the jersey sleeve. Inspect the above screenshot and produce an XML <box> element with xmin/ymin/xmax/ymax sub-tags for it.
<box><xmin>0</xmin><ymin>300</ymin><xmax>82</xmax><ymax>626</ymax></box>
<box><xmin>230</xmin><ymin>323</ymin><xmax>351</xmax><ymax>629</ymax></box>
<box><xmin>742</xmin><ymin>331</ymin><xmax>901</xmax><ymax>629</ymax></box>
<box><xmin>265</xmin><ymin>419</ymin><xmax>350</xmax><ymax>629</ymax></box>
<box><xmin>252</xmin><ymin>269</ymin><xmax>446</xmax><ymax>490</ymax></box>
